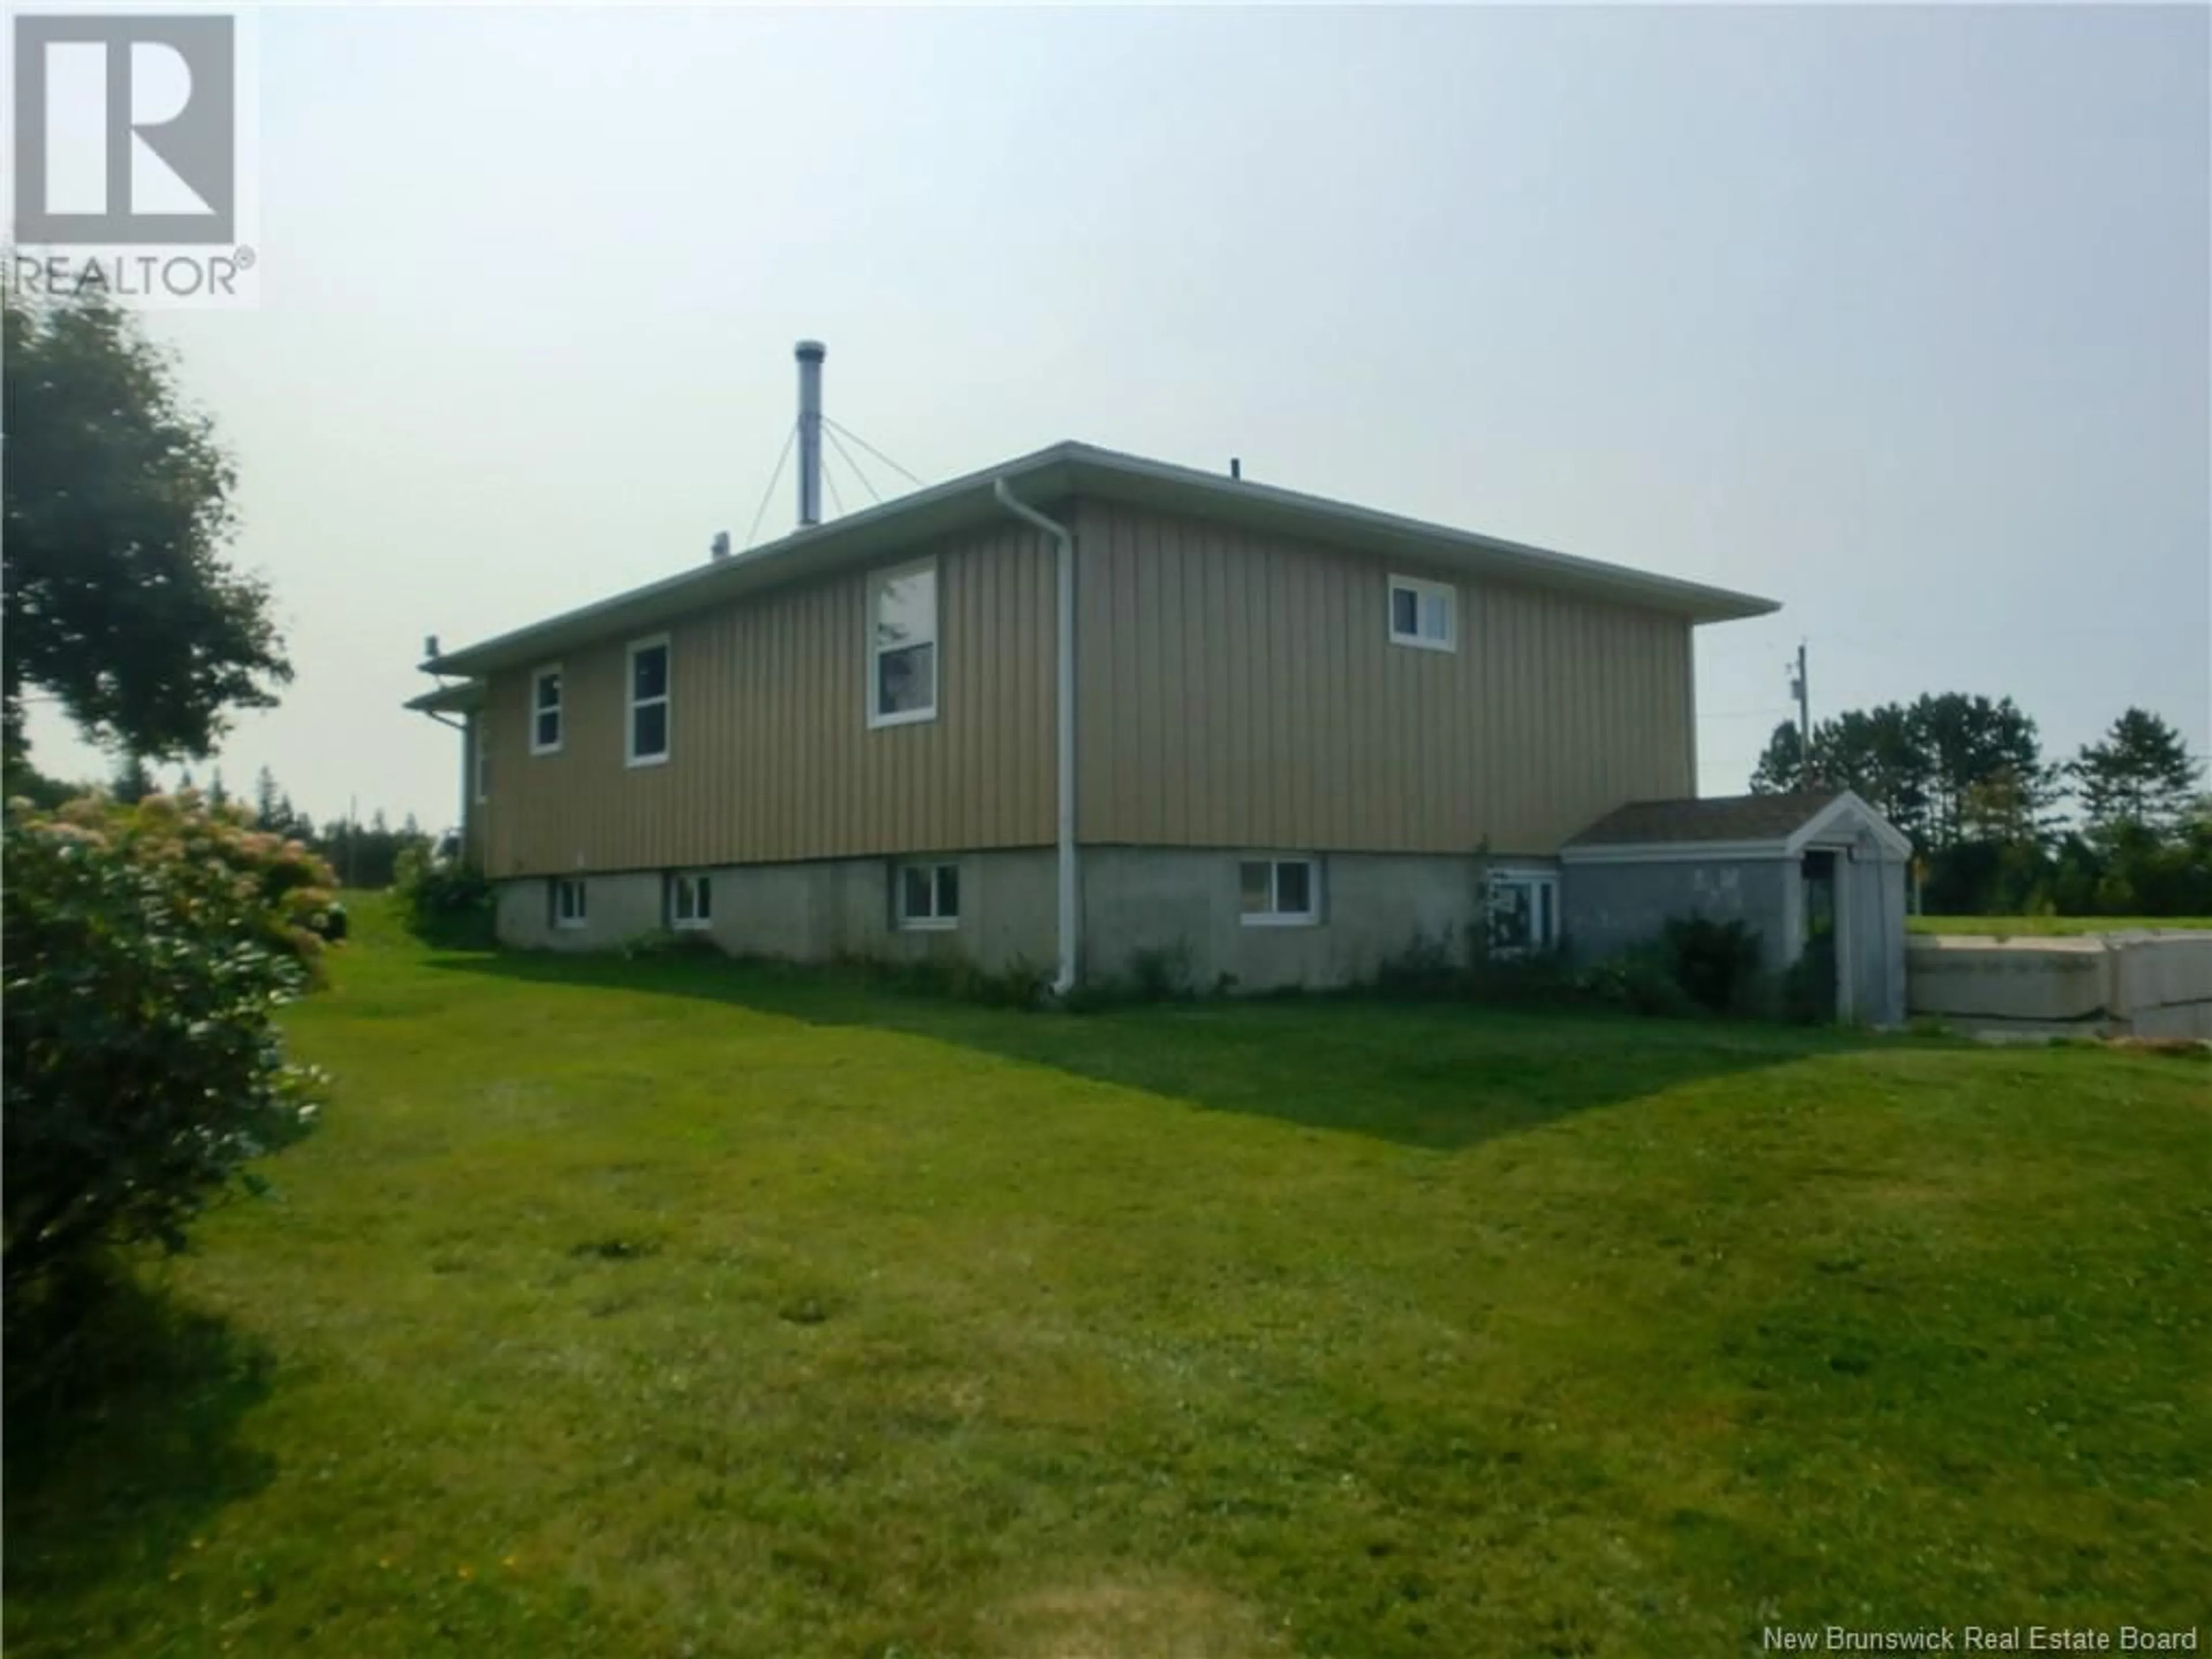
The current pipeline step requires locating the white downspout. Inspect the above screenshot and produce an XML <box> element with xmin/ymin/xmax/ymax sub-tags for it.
<box><xmin>993</xmin><ymin>479</ymin><xmax>1078</xmax><ymax>996</ymax></box>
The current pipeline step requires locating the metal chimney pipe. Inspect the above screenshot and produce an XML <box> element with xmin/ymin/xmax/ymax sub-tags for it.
<box><xmin>795</xmin><ymin>339</ymin><xmax>826</xmax><ymax>527</ymax></box>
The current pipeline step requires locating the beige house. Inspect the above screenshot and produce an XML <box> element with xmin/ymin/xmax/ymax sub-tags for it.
<box><xmin>410</xmin><ymin>438</ymin><xmax>1787</xmax><ymax>993</ymax></box>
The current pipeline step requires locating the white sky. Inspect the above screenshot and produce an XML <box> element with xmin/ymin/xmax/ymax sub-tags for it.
<box><xmin>24</xmin><ymin>3</ymin><xmax>2210</xmax><ymax>831</ymax></box>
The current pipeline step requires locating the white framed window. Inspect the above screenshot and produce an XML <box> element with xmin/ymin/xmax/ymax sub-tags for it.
<box><xmin>1486</xmin><ymin>869</ymin><xmax>1559</xmax><ymax>957</ymax></box>
<box><xmin>1388</xmin><ymin>574</ymin><xmax>1456</xmax><ymax>652</ymax></box>
<box><xmin>627</xmin><ymin>635</ymin><xmax>671</xmax><ymax>766</ymax></box>
<box><xmin>868</xmin><ymin>560</ymin><xmax>938</xmax><ymax>728</ymax></box>
<box><xmin>550</xmin><ymin>876</ymin><xmax>588</xmax><ymax>930</ymax></box>
<box><xmin>895</xmin><ymin>861</ymin><xmax>959</xmax><ymax>930</ymax></box>
<box><xmin>668</xmin><ymin>871</ymin><xmax>712</xmax><ymax>930</ymax></box>
<box><xmin>1239</xmin><ymin>857</ymin><xmax>1320</xmax><ymax>926</ymax></box>
<box><xmin>530</xmin><ymin>665</ymin><xmax>565</xmax><ymax>755</ymax></box>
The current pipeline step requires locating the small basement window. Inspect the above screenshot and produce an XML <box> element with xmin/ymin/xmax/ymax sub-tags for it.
<box><xmin>668</xmin><ymin>872</ymin><xmax>711</xmax><ymax>930</ymax></box>
<box><xmin>628</xmin><ymin>636</ymin><xmax>671</xmax><ymax>766</ymax></box>
<box><xmin>531</xmin><ymin>665</ymin><xmax>564</xmax><ymax>754</ymax></box>
<box><xmin>551</xmin><ymin>876</ymin><xmax>588</xmax><ymax>930</ymax></box>
<box><xmin>1240</xmin><ymin>857</ymin><xmax>1320</xmax><ymax>926</ymax></box>
<box><xmin>1485</xmin><ymin>869</ymin><xmax>1558</xmax><ymax>957</ymax></box>
<box><xmin>869</xmin><ymin>560</ymin><xmax>938</xmax><ymax>728</ymax></box>
<box><xmin>895</xmin><ymin>862</ymin><xmax>959</xmax><ymax>930</ymax></box>
<box><xmin>1388</xmin><ymin>574</ymin><xmax>1456</xmax><ymax>652</ymax></box>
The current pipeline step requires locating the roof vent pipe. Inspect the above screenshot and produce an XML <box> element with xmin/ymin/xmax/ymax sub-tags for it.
<box><xmin>1230</xmin><ymin>457</ymin><xmax>1241</xmax><ymax>480</ymax></box>
<box><xmin>795</xmin><ymin>339</ymin><xmax>825</xmax><ymax>528</ymax></box>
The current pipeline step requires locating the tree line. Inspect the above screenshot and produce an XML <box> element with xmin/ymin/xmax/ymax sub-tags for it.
<box><xmin>1749</xmin><ymin>696</ymin><xmax>2208</xmax><ymax>917</ymax></box>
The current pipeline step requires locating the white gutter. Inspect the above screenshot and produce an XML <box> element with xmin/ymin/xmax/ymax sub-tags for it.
<box><xmin>993</xmin><ymin>479</ymin><xmax>1080</xmax><ymax>997</ymax></box>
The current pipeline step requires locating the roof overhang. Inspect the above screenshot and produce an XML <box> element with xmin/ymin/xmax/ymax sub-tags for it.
<box><xmin>404</xmin><ymin>680</ymin><xmax>487</xmax><ymax>715</ymax></box>
<box><xmin>1560</xmin><ymin>790</ymin><xmax>1912</xmax><ymax>865</ymax></box>
<box><xmin>417</xmin><ymin>441</ymin><xmax>1780</xmax><ymax>680</ymax></box>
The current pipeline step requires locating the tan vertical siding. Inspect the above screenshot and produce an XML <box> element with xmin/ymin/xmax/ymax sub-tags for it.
<box><xmin>1074</xmin><ymin>501</ymin><xmax>1692</xmax><ymax>855</ymax></box>
<box><xmin>473</xmin><ymin>497</ymin><xmax>1695</xmax><ymax>873</ymax></box>
<box><xmin>479</xmin><ymin>525</ymin><xmax>1056</xmax><ymax>876</ymax></box>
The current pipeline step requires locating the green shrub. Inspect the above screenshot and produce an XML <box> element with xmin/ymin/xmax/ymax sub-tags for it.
<box><xmin>616</xmin><ymin>929</ymin><xmax>724</xmax><ymax>962</ymax></box>
<box><xmin>1574</xmin><ymin>948</ymin><xmax>1700</xmax><ymax>1019</ymax></box>
<box><xmin>1125</xmin><ymin>942</ymin><xmax>1196</xmax><ymax>1003</ymax></box>
<box><xmin>1781</xmin><ymin>949</ymin><xmax>1838</xmax><ymax>1025</ymax></box>
<box><xmin>392</xmin><ymin>844</ymin><xmax>494</xmax><ymax>948</ymax></box>
<box><xmin>1373</xmin><ymin>930</ymin><xmax>1464</xmax><ymax>998</ymax></box>
<box><xmin>1656</xmin><ymin>916</ymin><xmax>1767</xmax><ymax>1016</ymax></box>
<box><xmin>831</xmin><ymin>948</ymin><xmax>1052</xmax><ymax>1010</ymax></box>
<box><xmin>3</xmin><ymin>791</ymin><xmax>331</xmax><ymax>1290</ymax></box>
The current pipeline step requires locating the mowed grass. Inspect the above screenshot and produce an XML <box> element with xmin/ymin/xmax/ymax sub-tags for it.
<box><xmin>7</xmin><ymin>900</ymin><xmax>2209</xmax><ymax>1658</ymax></box>
<box><xmin>1909</xmin><ymin>914</ymin><xmax>2212</xmax><ymax>936</ymax></box>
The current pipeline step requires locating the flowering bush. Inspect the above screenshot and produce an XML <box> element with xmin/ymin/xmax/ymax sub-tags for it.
<box><xmin>3</xmin><ymin>790</ymin><xmax>332</xmax><ymax>1288</ymax></box>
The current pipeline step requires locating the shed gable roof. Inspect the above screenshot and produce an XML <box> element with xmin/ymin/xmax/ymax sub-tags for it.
<box><xmin>1566</xmin><ymin>791</ymin><xmax>1845</xmax><ymax>849</ymax></box>
<box><xmin>1562</xmin><ymin>790</ymin><xmax>1913</xmax><ymax>863</ymax></box>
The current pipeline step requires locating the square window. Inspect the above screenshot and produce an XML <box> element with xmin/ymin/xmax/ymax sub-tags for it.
<box><xmin>1388</xmin><ymin>576</ymin><xmax>1456</xmax><ymax>652</ymax></box>
<box><xmin>631</xmin><ymin>700</ymin><xmax>667</xmax><ymax>761</ymax></box>
<box><xmin>1486</xmin><ymin>870</ymin><xmax>1559</xmax><ymax>957</ymax></box>
<box><xmin>670</xmin><ymin>872</ymin><xmax>711</xmax><ymax>929</ymax></box>
<box><xmin>896</xmin><ymin>861</ymin><xmax>959</xmax><ymax>929</ymax></box>
<box><xmin>1240</xmin><ymin>857</ymin><xmax>1320</xmax><ymax>925</ymax></box>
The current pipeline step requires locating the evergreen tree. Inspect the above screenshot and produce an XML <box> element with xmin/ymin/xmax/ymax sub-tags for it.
<box><xmin>2071</xmin><ymin>709</ymin><xmax>2203</xmax><ymax>842</ymax></box>
<box><xmin>1747</xmin><ymin>722</ymin><xmax>1807</xmax><ymax>794</ymax></box>
<box><xmin>111</xmin><ymin>753</ymin><xmax>155</xmax><ymax>804</ymax></box>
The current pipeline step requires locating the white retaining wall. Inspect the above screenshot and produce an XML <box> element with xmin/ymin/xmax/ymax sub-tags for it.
<box><xmin>1907</xmin><ymin>930</ymin><xmax>2212</xmax><ymax>1038</ymax></box>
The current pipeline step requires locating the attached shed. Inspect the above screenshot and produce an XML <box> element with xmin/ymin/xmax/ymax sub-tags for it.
<box><xmin>1560</xmin><ymin>790</ymin><xmax>1911</xmax><ymax>1025</ymax></box>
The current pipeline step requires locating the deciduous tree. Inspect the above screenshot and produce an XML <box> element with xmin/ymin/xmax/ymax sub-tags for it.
<box><xmin>2</xmin><ymin>293</ymin><xmax>291</xmax><ymax>766</ymax></box>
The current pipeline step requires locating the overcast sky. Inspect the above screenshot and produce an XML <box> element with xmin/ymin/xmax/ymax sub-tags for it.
<box><xmin>25</xmin><ymin>3</ymin><xmax>2210</xmax><ymax>831</ymax></box>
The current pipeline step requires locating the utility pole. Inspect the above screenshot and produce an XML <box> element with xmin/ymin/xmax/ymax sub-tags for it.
<box><xmin>1788</xmin><ymin>641</ymin><xmax>1812</xmax><ymax>791</ymax></box>
<box><xmin>347</xmin><ymin>793</ymin><xmax>358</xmax><ymax>889</ymax></box>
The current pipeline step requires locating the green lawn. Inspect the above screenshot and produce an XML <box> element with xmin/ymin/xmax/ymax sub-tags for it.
<box><xmin>1909</xmin><ymin>914</ymin><xmax>2212</xmax><ymax>936</ymax></box>
<box><xmin>7</xmin><ymin>900</ymin><xmax>2209</xmax><ymax>1658</ymax></box>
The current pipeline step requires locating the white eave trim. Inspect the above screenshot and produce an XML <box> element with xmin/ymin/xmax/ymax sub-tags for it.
<box><xmin>1787</xmin><ymin>790</ymin><xmax>1914</xmax><ymax>860</ymax></box>
<box><xmin>1560</xmin><ymin>840</ymin><xmax>1800</xmax><ymax>866</ymax></box>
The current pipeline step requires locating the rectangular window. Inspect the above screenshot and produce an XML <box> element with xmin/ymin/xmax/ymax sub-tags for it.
<box><xmin>531</xmin><ymin>665</ymin><xmax>564</xmax><ymax>754</ymax></box>
<box><xmin>1485</xmin><ymin>869</ymin><xmax>1560</xmax><ymax>957</ymax></box>
<box><xmin>550</xmin><ymin>876</ymin><xmax>588</xmax><ymax>930</ymax></box>
<box><xmin>627</xmin><ymin>635</ymin><xmax>671</xmax><ymax>766</ymax></box>
<box><xmin>668</xmin><ymin>871</ymin><xmax>712</xmax><ymax>930</ymax></box>
<box><xmin>1388</xmin><ymin>574</ymin><xmax>1456</xmax><ymax>652</ymax></box>
<box><xmin>869</xmin><ymin>560</ymin><xmax>938</xmax><ymax>728</ymax></box>
<box><xmin>472</xmin><ymin>723</ymin><xmax>489</xmax><ymax>804</ymax></box>
<box><xmin>895</xmin><ymin>861</ymin><xmax>959</xmax><ymax>929</ymax></box>
<box><xmin>1238</xmin><ymin>857</ymin><xmax>1320</xmax><ymax>926</ymax></box>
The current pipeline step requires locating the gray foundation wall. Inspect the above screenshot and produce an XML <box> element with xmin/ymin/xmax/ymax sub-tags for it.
<box><xmin>1562</xmin><ymin>857</ymin><xmax>1794</xmax><ymax>972</ymax></box>
<box><xmin>1078</xmin><ymin>848</ymin><xmax>1489</xmax><ymax>992</ymax></box>
<box><xmin>494</xmin><ymin>847</ymin><xmax>1493</xmax><ymax>990</ymax></box>
<box><xmin>495</xmin><ymin>846</ymin><xmax>1912</xmax><ymax>1012</ymax></box>
<box><xmin>496</xmin><ymin>850</ymin><xmax>1059</xmax><ymax>972</ymax></box>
